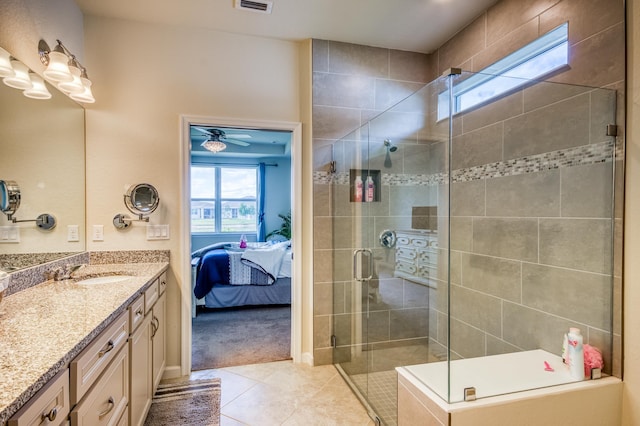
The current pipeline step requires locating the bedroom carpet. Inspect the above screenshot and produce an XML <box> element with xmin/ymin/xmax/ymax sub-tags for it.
<box><xmin>144</xmin><ymin>378</ymin><xmax>221</xmax><ymax>426</ymax></box>
<box><xmin>192</xmin><ymin>305</ymin><xmax>291</xmax><ymax>370</ymax></box>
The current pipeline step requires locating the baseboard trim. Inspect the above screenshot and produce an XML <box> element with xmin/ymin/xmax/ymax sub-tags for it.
<box><xmin>301</xmin><ymin>352</ymin><xmax>314</xmax><ymax>366</ymax></box>
<box><xmin>162</xmin><ymin>365</ymin><xmax>183</xmax><ymax>380</ymax></box>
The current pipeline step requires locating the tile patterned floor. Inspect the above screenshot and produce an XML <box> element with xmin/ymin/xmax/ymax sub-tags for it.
<box><xmin>351</xmin><ymin>370</ymin><xmax>398</xmax><ymax>426</ymax></box>
<box><xmin>189</xmin><ymin>361</ymin><xmax>376</xmax><ymax>425</ymax></box>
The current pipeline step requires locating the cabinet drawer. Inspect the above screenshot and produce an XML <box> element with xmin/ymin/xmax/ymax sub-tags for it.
<box><xmin>70</xmin><ymin>310</ymin><xmax>129</xmax><ymax>405</ymax></box>
<box><xmin>70</xmin><ymin>346</ymin><xmax>128</xmax><ymax>426</ymax></box>
<box><xmin>8</xmin><ymin>369</ymin><xmax>70</xmax><ymax>426</ymax></box>
<box><xmin>158</xmin><ymin>272</ymin><xmax>167</xmax><ymax>296</ymax></box>
<box><xmin>144</xmin><ymin>280</ymin><xmax>159</xmax><ymax>314</ymax></box>
<box><xmin>129</xmin><ymin>295</ymin><xmax>145</xmax><ymax>334</ymax></box>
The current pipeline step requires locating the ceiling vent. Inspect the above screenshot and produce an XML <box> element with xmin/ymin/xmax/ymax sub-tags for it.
<box><xmin>234</xmin><ymin>0</ymin><xmax>273</xmax><ymax>14</ymax></box>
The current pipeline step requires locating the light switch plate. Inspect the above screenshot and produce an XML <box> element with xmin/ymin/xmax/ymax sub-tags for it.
<box><xmin>67</xmin><ymin>225</ymin><xmax>79</xmax><ymax>242</ymax></box>
<box><xmin>92</xmin><ymin>225</ymin><xmax>104</xmax><ymax>241</ymax></box>
<box><xmin>147</xmin><ymin>224</ymin><xmax>169</xmax><ymax>240</ymax></box>
<box><xmin>0</xmin><ymin>225</ymin><xmax>19</xmax><ymax>243</ymax></box>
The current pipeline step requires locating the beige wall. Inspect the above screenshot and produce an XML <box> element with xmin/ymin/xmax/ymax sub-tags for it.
<box><xmin>82</xmin><ymin>16</ymin><xmax>302</xmax><ymax>371</ymax></box>
<box><xmin>623</xmin><ymin>2</ymin><xmax>640</xmax><ymax>424</ymax></box>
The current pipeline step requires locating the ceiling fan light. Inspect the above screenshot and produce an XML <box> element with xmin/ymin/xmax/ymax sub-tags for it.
<box><xmin>0</xmin><ymin>47</ymin><xmax>15</xmax><ymax>78</ymax></box>
<box><xmin>3</xmin><ymin>60</ymin><xmax>33</xmax><ymax>90</ymax></box>
<box><xmin>202</xmin><ymin>139</ymin><xmax>227</xmax><ymax>153</ymax></box>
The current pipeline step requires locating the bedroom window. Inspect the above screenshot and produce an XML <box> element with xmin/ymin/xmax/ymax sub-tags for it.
<box><xmin>191</xmin><ymin>165</ymin><xmax>258</xmax><ymax>234</ymax></box>
<box><xmin>437</xmin><ymin>23</ymin><xmax>569</xmax><ymax>120</ymax></box>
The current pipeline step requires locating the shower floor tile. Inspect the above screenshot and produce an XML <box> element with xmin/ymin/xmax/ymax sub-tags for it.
<box><xmin>351</xmin><ymin>370</ymin><xmax>399</xmax><ymax>426</ymax></box>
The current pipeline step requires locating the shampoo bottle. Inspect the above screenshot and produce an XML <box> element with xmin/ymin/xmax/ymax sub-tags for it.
<box><xmin>567</xmin><ymin>327</ymin><xmax>584</xmax><ymax>380</ymax></box>
<box><xmin>354</xmin><ymin>176</ymin><xmax>363</xmax><ymax>202</ymax></box>
<box><xmin>365</xmin><ymin>176</ymin><xmax>375</xmax><ymax>202</ymax></box>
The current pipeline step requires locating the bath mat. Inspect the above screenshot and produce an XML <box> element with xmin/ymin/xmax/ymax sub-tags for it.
<box><xmin>144</xmin><ymin>378</ymin><xmax>221</xmax><ymax>426</ymax></box>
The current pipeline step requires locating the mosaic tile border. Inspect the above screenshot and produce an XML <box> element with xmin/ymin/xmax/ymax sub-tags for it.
<box><xmin>314</xmin><ymin>141</ymin><xmax>614</xmax><ymax>185</ymax></box>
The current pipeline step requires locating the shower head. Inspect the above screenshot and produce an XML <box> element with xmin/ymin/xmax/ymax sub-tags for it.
<box><xmin>384</xmin><ymin>139</ymin><xmax>397</xmax><ymax>152</ymax></box>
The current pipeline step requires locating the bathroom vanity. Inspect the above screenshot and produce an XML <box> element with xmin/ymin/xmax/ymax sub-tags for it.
<box><xmin>0</xmin><ymin>261</ymin><xmax>169</xmax><ymax>426</ymax></box>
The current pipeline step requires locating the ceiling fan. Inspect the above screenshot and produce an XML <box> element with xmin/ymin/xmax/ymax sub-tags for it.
<box><xmin>193</xmin><ymin>127</ymin><xmax>251</xmax><ymax>153</ymax></box>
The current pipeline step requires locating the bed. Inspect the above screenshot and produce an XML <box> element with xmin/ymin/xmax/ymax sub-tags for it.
<box><xmin>191</xmin><ymin>241</ymin><xmax>292</xmax><ymax>317</ymax></box>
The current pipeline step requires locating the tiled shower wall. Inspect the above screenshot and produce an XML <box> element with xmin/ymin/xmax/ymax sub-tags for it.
<box><xmin>430</xmin><ymin>82</ymin><xmax>618</xmax><ymax>375</ymax></box>
<box><xmin>312</xmin><ymin>40</ymin><xmax>436</xmax><ymax>364</ymax></box>
<box><xmin>311</xmin><ymin>0</ymin><xmax>626</xmax><ymax>373</ymax></box>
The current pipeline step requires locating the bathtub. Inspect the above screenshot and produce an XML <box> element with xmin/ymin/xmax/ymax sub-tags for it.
<box><xmin>396</xmin><ymin>349</ymin><xmax>622</xmax><ymax>426</ymax></box>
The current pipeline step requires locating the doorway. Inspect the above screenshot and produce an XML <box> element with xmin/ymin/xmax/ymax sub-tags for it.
<box><xmin>179</xmin><ymin>116</ymin><xmax>303</xmax><ymax>375</ymax></box>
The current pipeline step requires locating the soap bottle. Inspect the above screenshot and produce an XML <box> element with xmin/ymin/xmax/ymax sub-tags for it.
<box><xmin>365</xmin><ymin>176</ymin><xmax>375</xmax><ymax>202</ymax></box>
<box><xmin>239</xmin><ymin>234</ymin><xmax>247</xmax><ymax>249</ymax></box>
<box><xmin>354</xmin><ymin>176</ymin><xmax>363</xmax><ymax>202</ymax></box>
<box><xmin>567</xmin><ymin>327</ymin><xmax>584</xmax><ymax>380</ymax></box>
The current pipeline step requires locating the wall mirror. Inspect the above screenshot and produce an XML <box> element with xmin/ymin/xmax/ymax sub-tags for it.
<box><xmin>0</xmin><ymin>46</ymin><xmax>85</xmax><ymax>272</ymax></box>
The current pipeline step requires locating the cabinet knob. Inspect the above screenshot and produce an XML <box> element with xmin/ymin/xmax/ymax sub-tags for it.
<box><xmin>41</xmin><ymin>406</ymin><xmax>58</xmax><ymax>422</ymax></box>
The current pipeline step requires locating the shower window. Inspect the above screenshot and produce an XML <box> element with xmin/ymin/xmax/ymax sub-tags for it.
<box><xmin>437</xmin><ymin>23</ymin><xmax>569</xmax><ymax>119</ymax></box>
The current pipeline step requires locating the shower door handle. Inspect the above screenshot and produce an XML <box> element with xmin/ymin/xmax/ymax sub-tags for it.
<box><xmin>353</xmin><ymin>249</ymin><xmax>373</xmax><ymax>281</ymax></box>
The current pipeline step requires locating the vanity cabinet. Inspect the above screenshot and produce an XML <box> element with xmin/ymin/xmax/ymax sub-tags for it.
<box><xmin>129</xmin><ymin>308</ymin><xmax>152</xmax><ymax>426</ymax></box>
<box><xmin>151</xmin><ymin>273</ymin><xmax>166</xmax><ymax>391</ymax></box>
<box><xmin>7</xmin><ymin>369</ymin><xmax>70</xmax><ymax>426</ymax></box>
<box><xmin>129</xmin><ymin>272</ymin><xmax>167</xmax><ymax>426</ymax></box>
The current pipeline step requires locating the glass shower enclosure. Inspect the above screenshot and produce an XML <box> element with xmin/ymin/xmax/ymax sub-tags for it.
<box><xmin>330</xmin><ymin>70</ymin><xmax>618</xmax><ymax>426</ymax></box>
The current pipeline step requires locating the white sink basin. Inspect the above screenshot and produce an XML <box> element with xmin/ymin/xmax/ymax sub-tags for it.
<box><xmin>76</xmin><ymin>275</ymin><xmax>134</xmax><ymax>285</ymax></box>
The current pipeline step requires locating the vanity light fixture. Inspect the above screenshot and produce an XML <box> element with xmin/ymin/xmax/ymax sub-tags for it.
<box><xmin>23</xmin><ymin>72</ymin><xmax>52</xmax><ymax>100</ymax></box>
<box><xmin>0</xmin><ymin>47</ymin><xmax>15</xmax><ymax>78</ymax></box>
<box><xmin>38</xmin><ymin>39</ymin><xmax>95</xmax><ymax>103</ymax></box>
<box><xmin>3</xmin><ymin>60</ymin><xmax>33</xmax><ymax>90</ymax></box>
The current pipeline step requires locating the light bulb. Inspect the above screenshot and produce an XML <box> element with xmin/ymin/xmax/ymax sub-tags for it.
<box><xmin>57</xmin><ymin>64</ymin><xmax>83</xmax><ymax>94</ymax></box>
<box><xmin>70</xmin><ymin>76</ymin><xmax>95</xmax><ymax>103</ymax></box>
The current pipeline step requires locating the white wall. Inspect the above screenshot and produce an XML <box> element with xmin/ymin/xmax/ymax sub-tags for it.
<box><xmin>82</xmin><ymin>16</ymin><xmax>301</xmax><ymax>370</ymax></box>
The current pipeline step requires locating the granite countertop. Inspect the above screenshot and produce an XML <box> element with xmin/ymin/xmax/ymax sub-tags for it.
<box><xmin>0</xmin><ymin>262</ymin><xmax>169</xmax><ymax>424</ymax></box>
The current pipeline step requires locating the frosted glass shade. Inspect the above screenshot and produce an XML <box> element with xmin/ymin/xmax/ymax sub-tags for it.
<box><xmin>23</xmin><ymin>73</ymin><xmax>52</xmax><ymax>99</ymax></box>
<box><xmin>0</xmin><ymin>48</ymin><xmax>15</xmax><ymax>78</ymax></box>
<box><xmin>57</xmin><ymin>65</ymin><xmax>83</xmax><ymax>94</ymax></box>
<box><xmin>70</xmin><ymin>77</ymin><xmax>95</xmax><ymax>103</ymax></box>
<box><xmin>43</xmin><ymin>50</ymin><xmax>73</xmax><ymax>83</ymax></box>
<box><xmin>3</xmin><ymin>61</ymin><xmax>32</xmax><ymax>90</ymax></box>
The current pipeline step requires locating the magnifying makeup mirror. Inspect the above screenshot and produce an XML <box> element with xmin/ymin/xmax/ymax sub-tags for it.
<box><xmin>113</xmin><ymin>183</ymin><xmax>160</xmax><ymax>229</ymax></box>
<box><xmin>0</xmin><ymin>180</ymin><xmax>56</xmax><ymax>230</ymax></box>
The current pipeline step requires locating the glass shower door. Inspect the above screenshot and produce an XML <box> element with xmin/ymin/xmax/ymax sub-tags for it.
<box><xmin>331</xmin><ymin>121</ymin><xmax>375</xmax><ymax>417</ymax></box>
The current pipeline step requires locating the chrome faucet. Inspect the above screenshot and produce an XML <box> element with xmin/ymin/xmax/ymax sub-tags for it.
<box><xmin>46</xmin><ymin>264</ymin><xmax>86</xmax><ymax>281</ymax></box>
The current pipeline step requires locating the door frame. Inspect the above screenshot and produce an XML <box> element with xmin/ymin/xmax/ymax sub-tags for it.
<box><xmin>179</xmin><ymin>115</ymin><xmax>303</xmax><ymax>375</ymax></box>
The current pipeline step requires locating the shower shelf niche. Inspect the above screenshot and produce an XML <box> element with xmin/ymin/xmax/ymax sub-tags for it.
<box><xmin>349</xmin><ymin>169</ymin><xmax>380</xmax><ymax>203</ymax></box>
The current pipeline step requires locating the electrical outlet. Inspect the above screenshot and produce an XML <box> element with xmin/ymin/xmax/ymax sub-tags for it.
<box><xmin>67</xmin><ymin>225</ymin><xmax>79</xmax><ymax>242</ymax></box>
<box><xmin>92</xmin><ymin>225</ymin><xmax>104</xmax><ymax>241</ymax></box>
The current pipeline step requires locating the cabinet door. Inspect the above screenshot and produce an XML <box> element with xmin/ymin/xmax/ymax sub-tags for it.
<box><xmin>129</xmin><ymin>314</ymin><xmax>152</xmax><ymax>426</ymax></box>
<box><xmin>151</xmin><ymin>293</ymin><xmax>166</xmax><ymax>392</ymax></box>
